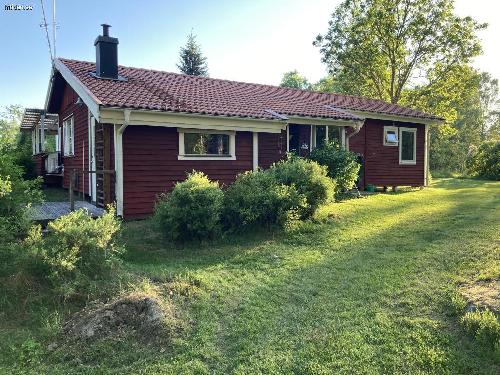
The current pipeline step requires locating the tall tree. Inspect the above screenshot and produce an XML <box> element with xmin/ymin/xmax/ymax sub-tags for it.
<box><xmin>478</xmin><ymin>72</ymin><xmax>499</xmax><ymax>140</ymax></box>
<box><xmin>314</xmin><ymin>0</ymin><xmax>486</xmax><ymax>104</ymax></box>
<box><xmin>280</xmin><ymin>70</ymin><xmax>312</xmax><ymax>90</ymax></box>
<box><xmin>177</xmin><ymin>32</ymin><xmax>209</xmax><ymax>77</ymax></box>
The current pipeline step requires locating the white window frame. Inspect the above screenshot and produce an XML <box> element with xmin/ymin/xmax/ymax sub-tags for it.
<box><xmin>63</xmin><ymin>115</ymin><xmax>74</xmax><ymax>156</ymax></box>
<box><xmin>383</xmin><ymin>126</ymin><xmax>399</xmax><ymax>146</ymax></box>
<box><xmin>311</xmin><ymin>125</ymin><xmax>345</xmax><ymax>149</ymax></box>
<box><xmin>399</xmin><ymin>127</ymin><xmax>417</xmax><ymax>165</ymax></box>
<box><xmin>177</xmin><ymin>128</ymin><xmax>236</xmax><ymax>161</ymax></box>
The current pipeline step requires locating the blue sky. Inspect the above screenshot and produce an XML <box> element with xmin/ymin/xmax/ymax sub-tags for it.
<box><xmin>0</xmin><ymin>0</ymin><xmax>498</xmax><ymax>109</ymax></box>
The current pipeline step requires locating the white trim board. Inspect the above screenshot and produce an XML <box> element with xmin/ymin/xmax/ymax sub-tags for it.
<box><xmin>286</xmin><ymin>116</ymin><xmax>362</xmax><ymax>127</ymax></box>
<box><xmin>100</xmin><ymin>108</ymin><xmax>285</xmax><ymax>133</ymax></box>
<box><xmin>253</xmin><ymin>132</ymin><xmax>258</xmax><ymax>171</ymax></box>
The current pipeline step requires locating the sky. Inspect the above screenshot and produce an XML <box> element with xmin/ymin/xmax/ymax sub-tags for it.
<box><xmin>0</xmin><ymin>0</ymin><xmax>499</xmax><ymax>109</ymax></box>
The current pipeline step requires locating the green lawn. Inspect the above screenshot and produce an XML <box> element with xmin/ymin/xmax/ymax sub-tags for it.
<box><xmin>2</xmin><ymin>178</ymin><xmax>499</xmax><ymax>374</ymax></box>
<box><xmin>42</xmin><ymin>186</ymin><xmax>69</xmax><ymax>202</ymax></box>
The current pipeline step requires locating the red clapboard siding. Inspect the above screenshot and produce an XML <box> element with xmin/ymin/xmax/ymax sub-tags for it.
<box><xmin>59</xmin><ymin>83</ymin><xmax>90</xmax><ymax>194</ymax></box>
<box><xmin>348</xmin><ymin>119</ymin><xmax>425</xmax><ymax>187</ymax></box>
<box><xmin>122</xmin><ymin>126</ymin><xmax>253</xmax><ymax>219</ymax></box>
<box><xmin>33</xmin><ymin>153</ymin><xmax>45</xmax><ymax>176</ymax></box>
<box><xmin>258</xmin><ymin>130</ymin><xmax>287</xmax><ymax>169</ymax></box>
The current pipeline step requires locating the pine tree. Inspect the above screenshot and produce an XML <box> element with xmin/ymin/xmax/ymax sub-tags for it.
<box><xmin>177</xmin><ymin>32</ymin><xmax>208</xmax><ymax>77</ymax></box>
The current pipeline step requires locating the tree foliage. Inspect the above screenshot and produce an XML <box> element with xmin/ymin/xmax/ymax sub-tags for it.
<box><xmin>404</xmin><ymin>68</ymin><xmax>499</xmax><ymax>172</ymax></box>
<box><xmin>280</xmin><ymin>71</ymin><xmax>339</xmax><ymax>92</ymax></box>
<box><xmin>0</xmin><ymin>105</ymin><xmax>23</xmax><ymax>153</ymax></box>
<box><xmin>0</xmin><ymin>105</ymin><xmax>42</xmax><ymax>244</ymax></box>
<box><xmin>467</xmin><ymin>141</ymin><xmax>500</xmax><ymax>180</ymax></box>
<box><xmin>314</xmin><ymin>0</ymin><xmax>486</xmax><ymax>104</ymax></box>
<box><xmin>312</xmin><ymin>0</ymin><xmax>499</xmax><ymax>174</ymax></box>
<box><xmin>177</xmin><ymin>32</ymin><xmax>209</xmax><ymax>77</ymax></box>
<box><xmin>280</xmin><ymin>70</ymin><xmax>312</xmax><ymax>90</ymax></box>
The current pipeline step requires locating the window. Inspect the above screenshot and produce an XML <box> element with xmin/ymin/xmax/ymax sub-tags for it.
<box><xmin>383</xmin><ymin>126</ymin><xmax>399</xmax><ymax>146</ymax></box>
<box><xmin>63</xmin><ymin>115</ymin><xmax>74</xmax><ymax>156</ymax></box>
<box><xmin>399</xmin><ymin>127</ymin><xmax>417</xmax><ymax>165</ymax></box>
<box><xmin>327</xmin><ymin>126</ymin><xmax>342</xmax><ymax>144</ymax></box>
<box><xmin>178</xmin><ymin>129</ymin><xmax>236</xmax><ymax>160</ymax></box>
<box><xmin>315</xmin><ymin>125</ymin><xmax>327</xmax><ymax>147</ymax></box>
<box><xmin>312</xmin><ymin>125</ymin><xmax>343</xmax><ymax>148</ymax></box>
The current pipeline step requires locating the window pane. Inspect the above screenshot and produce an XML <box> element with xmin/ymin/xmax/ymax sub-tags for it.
<box><xmin>401</xmin><ymin>131</ymin><xmax>415</xmax><ymax>161</ymax></box>
<box><xmin>184</xmin><ymin>133</ymin><xmax>230</xmax><ymax>155</ymax></box>
<box><xmin>327</xmin><ymin>126</ymin><xmax>341</xmax><ymax>144</ymax></box>
<box><xmin>184</xmin><ymin>133</ymin><xmax>206</xmax><ymax>154</ymax></box>
<box><xmin>315</xmin><ymin>126</ymin><xmax>326</xmax><ymax>147</ymax></box>
<box><xmin>386</xmin><ymin>131</ymin><xmax>398</xmax><ymax>143</ymax></box>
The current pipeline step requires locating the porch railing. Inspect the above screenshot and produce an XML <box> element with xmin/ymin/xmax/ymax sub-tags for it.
<box><xmin>68</xmin><ymin>169</ymin><xmax>115</xmax><ymax>211</ymax></box>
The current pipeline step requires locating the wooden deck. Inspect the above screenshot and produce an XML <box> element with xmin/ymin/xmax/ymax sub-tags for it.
<box><xmin>30</xmin><ymin>201</ymin><xmax>106</xmax><ymax>225</ymax></box>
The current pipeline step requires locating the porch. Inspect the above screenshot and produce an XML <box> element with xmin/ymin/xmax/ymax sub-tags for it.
<box><xmin>30</xmin><ymin>200</ymin><xmax>106</xmax><ymax>227</ymax></box>
<box><xmin>21</xmin><ymin>108</ymin><xmax>63</xmax><ymax>185</ymax></box>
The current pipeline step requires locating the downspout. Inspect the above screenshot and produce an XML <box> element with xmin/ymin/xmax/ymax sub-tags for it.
<box><xmin>115</xmin><ymin>109</ymin><xmax>130</xmax><ymax>217</ymax></box>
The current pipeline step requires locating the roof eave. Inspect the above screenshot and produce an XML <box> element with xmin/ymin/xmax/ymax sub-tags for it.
<box><xmin>346</xmin><ymin>109</ymin><xmax>444</xmax><ymax>125</ymax></box>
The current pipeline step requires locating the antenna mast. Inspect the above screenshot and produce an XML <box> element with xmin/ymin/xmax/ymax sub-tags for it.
<box><xmin>39</xmin><ymin>0</ymin><xmax>53</xmax><ymax>61</ymax></box>
<box><xmin>52</xmin><ymin>0</ymin><xmax>56</xmax><ymax>58</ymax></box>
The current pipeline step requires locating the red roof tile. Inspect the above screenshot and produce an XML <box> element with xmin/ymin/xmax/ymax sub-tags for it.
<box><xmin>59</xmin><ymin>58</ymin><xmax>440</xmax><ymax>122</ymax></box>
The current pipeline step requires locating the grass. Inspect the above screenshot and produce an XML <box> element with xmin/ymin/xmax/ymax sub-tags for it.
<box><xmin>42</xmin><ymin>187</ymin><xmax>69</xmax><ymax>202</ymax></box>
<box><xmin>1</xmin><ymin>178</ymin><xmax>499</xmax><ymax>374</ymax></box>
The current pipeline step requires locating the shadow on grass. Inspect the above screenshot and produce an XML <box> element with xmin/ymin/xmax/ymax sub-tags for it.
<box><xmin>10</xmin><ymin>179</ymin><xmax>496</xmax><ymax>373</ymax></box>
<box><xmin>120</xmin><ymin>190</ymin><xmax>443</xmax><ymax>276</ymax></box>
<box><xmin>431</xmin><ymin>178</ymin><xmax>499</xmax><ymax>190</ymax></box>
<box><xmin>198</xmin><ymin>185</ymin><xmax>500</xmax><ymax>374</ymax></box>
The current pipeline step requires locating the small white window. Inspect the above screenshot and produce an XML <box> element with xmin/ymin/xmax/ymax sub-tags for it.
<box><xmin>178</xmin><ymin>129</ymin><xmax>236</xmax><ymax>160</ymax></box>
<box><xmin>63</xmin><ymin>115</ymin><xmax>74</xmax><ymax>156</ymax></box>
<box><xmin>383</xmin><ymin>126</ymin><xmax>399</xmax><ymax>146</ymax></box>
<box><xmin>399</xmin><ymin>127</ymin><xmax>417</xmax><ymax>165</ymax></box>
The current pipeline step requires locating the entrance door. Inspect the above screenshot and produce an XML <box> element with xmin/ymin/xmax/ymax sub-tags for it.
<box><xmin>94</xmin><ymin>123</ymin><xmax>115</xmax><ymax>208</ymax></box>
<box><xmin>288</xmin><ymin>124</ymin><xmax>311</xmax><ymax>157</ymax></box>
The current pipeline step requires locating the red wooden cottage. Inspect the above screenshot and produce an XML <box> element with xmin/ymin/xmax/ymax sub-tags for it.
<box><xmin>22</xmin><ymin>25</ymin><xmax>443</xmax><ymax>219</ymax></box>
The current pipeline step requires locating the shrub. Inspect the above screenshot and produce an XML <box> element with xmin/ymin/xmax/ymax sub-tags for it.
<box><xmin>0</xmin><ymin>153</ymin><xmax>42</xmax><ymax>245</ymax></box>
<box><xmin>309</xmin><ymin>141</ymin><xmax>361</xmax><ymax>195</ymax></box>
<box><xmin>461</xmin><ymin>309</ymin><xmax>500</xmax><ymax>349</ymax></box>
<box><xmin>22</xmin><ymin>206</ymin><xmax>122</xmax><ymax>298</ymax></box>
<box><xmin>154</xmin><ymin>171</ymin><xmax>224</xmax><ymax>241</ymax></box>
<box><xmin>467</xmin><ymin>141</ymin><xmax>500</xmax><ymax>180</ymax></box>
<box><xmin>222</xmin><ymin>169</ymin><xmax>306</xmax><ymax>230</ymax></box>
<box><xmin>269</xmin><ymin>155</ymin><xmax>335</xmax><ymax>218</ymax></box>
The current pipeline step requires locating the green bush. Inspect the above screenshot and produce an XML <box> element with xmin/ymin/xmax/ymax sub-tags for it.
<box><xmin>223</xmin><ymin>169</ymin><xmax>306</xmax><ymax>230</ymax></box>
<box><xmin>461</xmin><ymin>309</ymin><xmax>500</xmax><ymax>349</ymax></box>
<box><xmin>269</xmin><ymin>155</ymin><xmax>335</xmax><ymax>218</ymax></box>
<box><xmin>308</xmin><ymin>141</ymin><xmax>360</xmax><ymax>195</ymax></box>
<box><xmin>22</xmin><ymin>206</ymin><xmax>122</xmax><ymax>298</ymax></box>
<box><xmin>0</xmin><ymin>153</ymin><xmax>42</xmax><ymax>245</ymax></box>
<box><xmin>154</xmin><ymin>171</ymin><xmax>224</xmax><ymax>241</ymax></box>
<box><xmin>467</xmin><ymin>141</ymin><xmax>500</xmax><ymax>180</ymax></box>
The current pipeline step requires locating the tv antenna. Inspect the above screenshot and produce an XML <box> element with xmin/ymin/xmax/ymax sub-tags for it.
<box><xmin>39</xmin><ymin>0</ymin><xmax>57</xmax><ymax>61</ymax></box>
